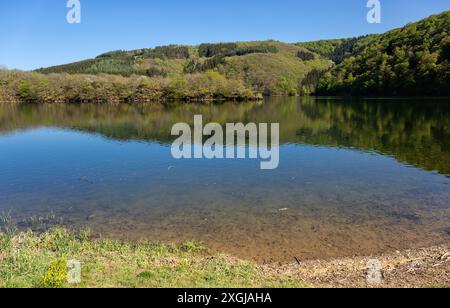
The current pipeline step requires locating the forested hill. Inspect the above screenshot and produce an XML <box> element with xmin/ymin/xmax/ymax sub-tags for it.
<box><xmin>315</xmin><ymin>11</ymin><xmax>450</xmax><ymax>96</ymax></box>
<box><xmin>34</xmin><ymin>11</ymin><xmax>450</xmax><ymax>98</ymax></box>
<box><xmin>296</xmin><ymin>36</ymin><xmax>378</xmax><ymax>64</ymax></box>
<box><xmin>37</xmin><ymin>41</ymin><xmax>331</xmax><ymax>96</ymax></box>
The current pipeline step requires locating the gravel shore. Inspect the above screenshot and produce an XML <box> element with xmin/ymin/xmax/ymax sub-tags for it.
<box><xmin>261</xmin><ymin>245</ymin><xmax>450</xmax><ymax>288</ymax></box>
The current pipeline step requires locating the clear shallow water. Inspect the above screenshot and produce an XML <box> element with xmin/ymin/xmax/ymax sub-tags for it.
<box><xmin>0</xmin><ymin>97</ymin><xmax>449</xmax><ymax>263</ymax></box>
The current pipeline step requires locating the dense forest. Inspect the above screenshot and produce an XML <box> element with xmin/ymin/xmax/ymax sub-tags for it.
<box><xmin>316</xmin><ymin>11</ymin><xmax>450</xmax><ymax>96</ymax></box>
<box><xmin>296</xmin><ymin>36</ymin><xmax>377</xmax><ymax>64</ymax></box>
<box><xmin>1</xmin><ymin>11</ymin><xmax>449</xmax><ymax>103</ymax></box>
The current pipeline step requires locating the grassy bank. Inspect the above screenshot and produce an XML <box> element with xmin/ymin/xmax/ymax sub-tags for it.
<box><xmin>0</xmin><ymin>228</ymin><xmax>448</xmax><ymax>288</ymax></box>
<box><xmin>0</xmin><ymin>229</ymin><xmax>304</xmax><ymax>288</ymax></box>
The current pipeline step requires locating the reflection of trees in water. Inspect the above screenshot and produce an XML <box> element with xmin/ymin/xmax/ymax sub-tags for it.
<box><xmin>299</xmin><ymin>98</ymin><xmax>450</xmax><ymax>176</ymax></box>
<box><xmin>0</xmin><ymin>97</ymin><xmax>449</xmax><ymax>175</ymax></box>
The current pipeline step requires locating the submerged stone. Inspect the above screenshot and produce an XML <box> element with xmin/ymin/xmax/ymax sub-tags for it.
<box><xmin>445</xmin><ymin>228</ymin><xmax>450</xmax><ymax>237</ymax></box>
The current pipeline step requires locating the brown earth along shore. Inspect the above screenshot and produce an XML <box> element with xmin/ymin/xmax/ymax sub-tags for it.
<box><xmin>260</xmin><ymin>244</ymin><xmax>450</xmax><ymax>288</ymax></box>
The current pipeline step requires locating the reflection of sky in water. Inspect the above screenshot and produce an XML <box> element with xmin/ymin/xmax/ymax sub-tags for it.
<box><xmin>0</xmin><ymin>99</ymin><xmax>449</xmax><ymax>261</ymax></box>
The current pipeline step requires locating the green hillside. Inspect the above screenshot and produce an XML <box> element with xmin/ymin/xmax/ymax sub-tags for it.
<box><xmin>296</xmin><ymin>36</ymin><xmax>379</xmax><ymax>64</ymax></box>
<box><xmin>37</xmin><ymin>41</ymin><xmax>332</xmax><ymax>96</ymax></box>
<box><xmin>316</xmin><ymin>11</ymin><xmax>450</xmax><ymax>96</ymax></box>
<box><xmin>4</xmin><ymin>11</ymin><xmax>449</xmax><ymax>102</ymax></box>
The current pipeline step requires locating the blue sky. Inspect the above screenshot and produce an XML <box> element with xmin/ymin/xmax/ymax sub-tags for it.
<box><xmin>1</xmin><ymin>0</ymin><xmax>449</xmax><ymax>70</ymax></box>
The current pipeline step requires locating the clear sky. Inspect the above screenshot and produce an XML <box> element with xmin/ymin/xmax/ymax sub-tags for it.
<box><xmin>1</xmin><ymin>0</ymin><xmax>449</xmax><ymax>70</ymax></box>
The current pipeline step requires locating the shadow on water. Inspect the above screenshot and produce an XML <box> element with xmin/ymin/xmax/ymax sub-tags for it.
<box><xmin>0</xmin><ymin>97</ymin><xmax>449</xmax><ymax>262</ymax></box>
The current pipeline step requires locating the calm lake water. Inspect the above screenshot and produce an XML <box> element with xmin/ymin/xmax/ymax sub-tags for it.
<box><xmin>0</xmin><ymin>97</ymin><xmax>449</xmax><ymax>263</ymax></box>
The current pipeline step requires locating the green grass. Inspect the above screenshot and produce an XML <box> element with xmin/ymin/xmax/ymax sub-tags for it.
<box><xmin>0</xmin><ymin>228</ymin><xmax>305</xmax><ymax>288</ymax></box>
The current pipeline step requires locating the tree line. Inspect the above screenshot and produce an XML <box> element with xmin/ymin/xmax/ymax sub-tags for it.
<box><xmin>0</xmin><ymin>70</ymin><xmax>260</xmax><ymax>103</ymax></box>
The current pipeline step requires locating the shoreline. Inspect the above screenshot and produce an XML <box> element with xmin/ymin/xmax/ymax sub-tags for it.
<box><xmin>262</xmin><ymin>244</ymin><xmax>450</xmax><ymax>288</ymax></box>
<box><xmin>0</xmin><ymin>228</ymin><xmax>448</xmax><ymax>288</ymax></box>
<box><xmin>3</xmin><ymin>95</ymin><xmax>450</xmax><ymax>105</ymax></box>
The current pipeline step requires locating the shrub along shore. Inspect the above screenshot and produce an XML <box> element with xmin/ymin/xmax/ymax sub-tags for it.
<box><xmin>0</xmin><ymin>70</ymin><xmax>262</xmax><ymax>104</ymax></box>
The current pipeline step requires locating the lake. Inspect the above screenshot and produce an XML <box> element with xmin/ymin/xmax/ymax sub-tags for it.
<box><xmin>0</xmin><ymin>97</ymin><xmax>449</xmax><ymax>263</ymax></box>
